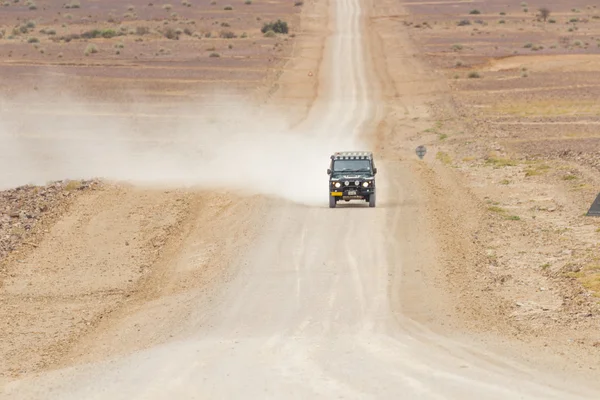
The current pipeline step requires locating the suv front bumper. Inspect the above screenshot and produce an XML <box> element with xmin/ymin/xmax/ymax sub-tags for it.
<box><xmin>330</xmin><ymin>187</ymin><xmax>374</xmax><ymax>199</ymax></box>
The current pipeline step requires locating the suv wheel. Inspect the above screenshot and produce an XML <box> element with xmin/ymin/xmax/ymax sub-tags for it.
<box><xmin>369</xmin><ymin>193</ymin><xmax>376</xmax><ymax>208</ymax></box>
<box><xmin>329</xmin><ymin>196</ymin><xmax>337</xmax><ymax>208</ymax></box>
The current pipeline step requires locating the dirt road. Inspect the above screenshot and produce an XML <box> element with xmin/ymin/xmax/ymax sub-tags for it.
<box><xmin>3</xmin><ymin>0</ymin><xmax>600</xmax><ymax>398</ymax></box>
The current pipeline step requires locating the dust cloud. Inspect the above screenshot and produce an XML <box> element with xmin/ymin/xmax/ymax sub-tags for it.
<box><xmin>0</xmin><ymin>88</ymin><xmax>365</xmax><ymax>206</ymax></box>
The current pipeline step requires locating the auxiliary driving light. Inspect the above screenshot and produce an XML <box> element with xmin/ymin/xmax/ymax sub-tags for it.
<box><xmin>334</xmin><ymin>182</ymin><xmax>341</xmax><ymax>188</ymax></box>
<box><xmin>344</xmin><ymin>181</ymin><xmax>349</xmax><ymax>186</ymax></box>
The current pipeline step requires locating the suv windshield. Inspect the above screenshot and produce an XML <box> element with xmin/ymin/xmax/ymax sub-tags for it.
<box><xmin>332</xmin><ymin>159</ymin><xmax>371</xmax><ymax>173</ymax></box>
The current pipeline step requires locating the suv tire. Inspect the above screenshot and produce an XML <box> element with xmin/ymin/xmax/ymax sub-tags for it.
<box><xmin>369</xmin><ymin>193</ymin><xmax>376</xmax><ymax>208</ymax></box>
<box><xmin>329</xmin><ymin>196</ymin><xmax>337</xmax><ymax>208</ymax></box>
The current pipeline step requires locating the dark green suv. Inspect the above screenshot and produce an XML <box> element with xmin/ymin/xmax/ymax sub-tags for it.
<box><xmin>327</xmin><ymin>151</ymin><xmax>377</xmax><ymax>208</ymax></box>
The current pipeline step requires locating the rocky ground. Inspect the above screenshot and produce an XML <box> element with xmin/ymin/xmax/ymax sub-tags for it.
<box><xmin>0</xmin><ymin>180</ymin><xmax>100</xmax><ymax>268</ymax></box>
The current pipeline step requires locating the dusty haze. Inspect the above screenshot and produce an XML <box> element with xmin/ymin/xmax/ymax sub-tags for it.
<box><xmin>0</xmin><ymin>87</ymin><xmax>364</xmax><ymax>206</ymax></box>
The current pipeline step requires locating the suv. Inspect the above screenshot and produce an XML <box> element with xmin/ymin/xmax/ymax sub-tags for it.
<box><xmin>327</xmin><ymin>151</ymin><xmax>377</xmax><ymax>208</ymax></box>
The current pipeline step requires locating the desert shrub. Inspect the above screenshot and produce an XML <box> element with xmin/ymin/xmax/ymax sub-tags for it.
<box><xmin>244</xmin><ymin>0</ymin><xmax>251</xmax><ymax>4</ymax></box>
<box><xmin>84</xmin><ymin>43</ymin><xmax>98</xmax><ymax>55</ymax></box>
<box><xmin>81</xmin><ymin>29</ymin><xmax>100</xmax><ymax>38</ymax></box>
<box><xmin>294</xmin><ymin>1</ymin><xmax>303</xmax><ymax>5</ymax></box>
<box><xmin>499</xmin><ymin>12</ymin><xmax>506</xmax><ymax>15</ymax></box>
<box><xmin>457</xmin><ymin>19</ymin><xmax>471</xmax><ymax>26</ymax></box>
<box><xmin>263</xmin><ymin>30</ymin><xmax>275</xmax><ymax>37</ymax></box>
<box><xmin>182</xmin><ymin>0</ymin><xmax>192</xmax><ymax>6</ymax></box>
<box><xmin>183</xmin><ymin>27</ymin><xmax>192</xmax><ymax>35</ymax></box>
<box><xmin>451</xmin><ymin>43</ymin><xmax>463</xmax><ymax>51</ymax></box>
<box><xmin>469</xmin><ymin>9</ymin><xmax>481</xmax><ymax>15</ymax></box>
<box><xmin>101</xmin><ymin>29</ymin><xmax>117</xmax><ymax>38</ymax></box>
<box><xmin>219</xmin><ymin>30</ymin><xmax>236</xmax><ymax>38</ymax></box>
<box><xmin>436</xmin><ymin>151</ymin><xmax>452</xmax><ymax>165</ymax></box>
<box><xmin>224</xmin><ymin>5</ymin><xmax>232</xmax><ymax>10</ymax></box>
<box><xmin>523</xmin><ymin>42</ymin><xmax>533</xmax><ymax>48</ymax></box>
<box><xmin>498</xmin><ymin>19</ymin><xmax>505</xmax><ymax>24</ymax></box>
<box><xmin>261</xmin><ymin>19</ymin><xmax>288</xmax><ymax>34</ymax></box>
<box><xmin>209</xmin><ymin>52</ymin><xmax>220</xmax><ymax>57</ymax></box>
<box><xmin>240</xmin><ymin>32</ymin><xmax>247</xmax><ymax>38</ymax></box>
<box><xmin>64</xmin><ymin>0</ymin><xmax>80</xmax><ymax>8</ymax></box>
<box><xmin>81</xmin><ymin>29</ymin><xmax>118</xmax><ymax>39</ymax></box>
<box><xmin>548</xmin><ymin>18</ymin><xmax>556</xmax><ymax>23</ymax></box>
<box><xmin>27</xmin><ymin>36</ymin><xmax>39</xmax><ymax>43</ymax></box>
<box><xmin>538</xmin><ymin>7</ymin><xmax>550</xmax><ymax>21</ymax></box>
<box><xmin>228</xmin><ymin>43</ymin><xmax>233</xmax><ymax>49</ymax></box>
<box><xmin>163</xmin><ymin>4</ymin><xmax>172</xmax><ymax>10</ymax></box>
<box><xmin>136</xmin><ymin>26</ymin><xmax>149</xmax><ymax>35</ymax></box>
<box><xmin>221</xmin><ymin>22</ymin><xmax>230</xmax><ymax>27</ymax></box>
<box><xmin>468</xmin><ymin>71</ymin><xmax>481</xmax><ymax>78</ymax></box>
<box><xmin>60</xmin><ymin>33</ymin><xmax>80</xmax><ymax>42</ymax></box>
<box><xmin>163</xmin><ymin>27</ymin><xmax>178</xmax><ymax>39</ymax></box>
<box><xmin>27</xmin><ymin>1</ymin><xmax>36</xmax><ymax>10</ymax></box>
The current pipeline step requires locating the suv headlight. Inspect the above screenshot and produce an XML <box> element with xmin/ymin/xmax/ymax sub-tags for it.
<box><xmin>362</xmin><ymin>181</ymin><xmax>369</xmax><ymax>187</ymax></box>
<box><xmin>334</xmin><ymin>182</ymin><xmax>341</xmax><ymax>188</ymax></box>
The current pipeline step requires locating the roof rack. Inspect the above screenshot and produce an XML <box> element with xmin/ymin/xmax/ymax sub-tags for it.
<box><xmin>330</xmin><ymin>151</ymin><xmax>372</xmax><ymax>160</ymax></box>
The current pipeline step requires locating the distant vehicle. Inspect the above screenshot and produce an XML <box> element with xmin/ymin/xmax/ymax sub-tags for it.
<box><xmin>327</xmin><ymin>151</ymin><xmax>377</xmax><ymax>208</ymax></box>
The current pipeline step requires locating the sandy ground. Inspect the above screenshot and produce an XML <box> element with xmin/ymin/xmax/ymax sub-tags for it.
<box><xmin>400</xmin><ymin>0</ymin><xmax>600</xmax><ymax>362</ymax></box>
<box><xmin>1</xmin><ymin>0</ymin><xmax>600</xmax><ymax>398</ymax></box>
<box><xmin>0</xmin><ymin>0</ymin><xmax>303</xmax><ymax>382</ymax></box>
